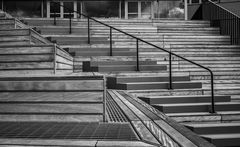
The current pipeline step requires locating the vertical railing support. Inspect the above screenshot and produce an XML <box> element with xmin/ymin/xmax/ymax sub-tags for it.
<box><xmin>169</xmin><ymin>52</ymin><xmax>173</xmax><ymax>89</ymax></box>
<box><xmin>69</xmin><ymin>12</ymin><xmax>72</xmax><ymax>34</ymax></box>
<box><xmin>136</xmin><ymin>39</ymin><xmax>139</xmax><ymax>71</ymax></box>
<box><xmin>88</xmin><ymin>17</ymin><xmax>90</xmax><ymax>44</ymax></box>
<box><xmin>110</xmin><ymin>27</ymin><xmax>112</xmax><ymax>56</ymax></box>
<box><xmin>210</xmin><ymin>71</ymin><xmax>215</xmax><ymax>113</ymax></box>
<box><xmin>53</xmin><ymin>43</ymin><xmax>57</xmax><ymax>74</ymax></box>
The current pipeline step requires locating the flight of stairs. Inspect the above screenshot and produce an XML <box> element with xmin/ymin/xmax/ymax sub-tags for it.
<box><xmin>0</xmin><ymin>10</ymin><xmax>239</xmax><ymax>146</ymax></box>
<box><xmin>0</xmin><ymin>15</ymin><xmax>73</xmax><ymax>75</ymax></box>
<box><xmin>0</xmin><ymin>12</ymin><xmax>150</xmax><ymax>147</ymax></box>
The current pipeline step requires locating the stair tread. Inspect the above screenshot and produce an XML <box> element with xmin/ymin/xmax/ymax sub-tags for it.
<box><xmin>120</xmin><ymin>81</ymin><xmax>201</xmax><ymax>84</ymax></box>
<box><xmin>154</xmin><ymin>102</ymin><xmax>240</xmax><ymax>106</ymax></box>
<box><xmin>202</xmin><ymin>133</ymin><xmax>240</xmax><ymax>139</ymax></box>
<box><xmin>185</xmin><ymin>122</ymin><xmax>240</xmax><ymax>128</ymax></box>
<box><xmin>140</xmin><ymin>95</ymin><xmax>227</xmax><ymax>99</ymax></box>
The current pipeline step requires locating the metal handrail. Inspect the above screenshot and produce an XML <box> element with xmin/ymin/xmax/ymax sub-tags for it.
<box><xmin>202</xmin><ymin>0</ymin><xmax>240</xmax><ymax>45</ymax></box>
<box><xmin>51</xmin><ymin>0</ymin><xmax>215</xmax><ymax>113</ymax></box>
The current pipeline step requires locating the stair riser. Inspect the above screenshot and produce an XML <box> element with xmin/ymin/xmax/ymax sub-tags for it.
<box><xmin>89</xmin><ymin>61</ymin><xmax>157</xmax><ymax>66</ymax></box>
<box><xmin>155</xmin><ymin>104</ymin><xmax>240</xmax><ymax>113</ymax></box>
<box><xmin>116</xmin><ymin>76</ymin><xmax>190</xmax><ymax>83</ymax></box>
<box><xmin>0</xmin><ymin>30</ymin><xmax>30</xmax><ymax>36</ymax></box>
<box><xmin>56</xmin><ymin>40</ymin><xmax>110</xmax><ymax>45</ymax></box>
<box><xmin>96</xmin><ymin>66</ymin><xmax>166</xmax><ymax>72</ymax></box>
<box><xmin>0</xmin><ymin>41</ymin><xmax>30</xmax><ymax>46</ymax></box>
<box><xmin>0</xmin><ymin>47</ymin><xmax>53</xmax><ymax>54</ymax></box>
<box><xmin>187</xmin><ymin>126</ymin><xmax>240</xmax><ymax>135</ymax></box>
<box><xmin>0</xmin><ymin>80</ymin><xmax>103</xmax><ymax>91</ymax></box>
<box><xmin>0</xmin><ymin>114</ymin><xmax>103</xmax><ymax>122</ymax></box>
<box><xmin>0</xmin><ymin>92</ymin><xmax>103</xmax><ymax>102</ymax></box>
<box><xmin>73</xmin><ymin>52</ymin><xmax>136</xmax><ymax>56</ymax></box>
<box><xmin>69</xmin><ymin>48</ymin><xmax>130</xmax><ymax>52</ymax></box>
<box><xmin>0</xmin><ymin>62</ymin><xmax>54</xmax><ymax>70</ymax></box>
<box><xmin>0</xmin><ymin>103</ymin><xmax>103</xmax><ymax>114</ymax></box>
<box><xmin>117</xmin><ymin>82</ymin><xmax>202</xmax><ymax>90</ymax></box>
<box><xmin>0</xmin><ymin>24</ymin><xmax>15</xmax><ymax>29</ymax></box>
<box><xmin>154</xmin><ymin>105</ymin><xmax>209</xmax><ymax>113</ymax></box>
<box><xmin>203</xmin><ymin>136</ymin><xmax>240</xmax><ymax>147</ymax></box>
<box><xmin>141</xmin><ymin>97</ymin><xmax>230</xmax><ymax>104</ymax></box>
<box><xmin>0</xmin><ymin>55</ymin><xmax>53</xmax><ymax>62</ymax></box>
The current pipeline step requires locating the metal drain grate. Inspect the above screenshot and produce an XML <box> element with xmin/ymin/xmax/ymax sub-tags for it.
<box><xmin>0</xmin><ymin>122</ymin><xmax>138</xmax><ymax>140</ymax></box>
<box><xmin>106</xmin><ymin>92</ymin><xmax>128</xmax><ymax>122</ymax></box>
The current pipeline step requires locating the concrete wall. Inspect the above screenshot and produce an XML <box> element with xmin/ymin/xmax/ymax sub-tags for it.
<box><xmin>188</xmin><ymin>3</ymin><xmax>201</xmax><ymax>20</ymax></box>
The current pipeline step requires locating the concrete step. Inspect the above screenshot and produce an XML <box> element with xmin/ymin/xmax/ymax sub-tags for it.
<box><xmin>0</xmin><ymin>45</ymin><xmax>53</xmax><ymax>54</ymax></box>
<box><xmin>110</xmin><ymin>75</ymin><xmax>190</xmax><ymax>83</ymax></box>
<box><xmin>0</xmin><ymin>54</ymin><xmax>53</xmax><ymax>62</ymax></box>
<box><xmin>0</xmin><ymin>36</ymin><xmax>29</xmax><ymax>41</ymax></box>
<box><xmin>184</xmin><ymin>122</ymin><xmax>240</xmax><ymax>135</ymax></box>
<box><xmin>0</xmin><ymin>92</ymin><xmax>103</xmax><ymax>103</ymax></box>
<box><xmin>152</xmin><ymin>20</ymin><xmax>210</xmax><ymax>24</ymax></box>
<box><xmin>0</xmin><ymin>103</ymin><xmax>103</xmax><ymax>114</ymax></box>
<box><xmin>202</xmin><ymin>134</ymin><xmax>240</xmax><ymax>147</ymax></box>
<box><xmin>139</xmin><ymin>95</ymin><xmax>231</xmax><ymax>104</ymax></box>
<box><xmin>112</xmin><ymin>38</ymin><xmax>230</xmax><ymax>42</ymax></box>
<box><xmin>73</xmin><ymin>51</ymin><xmax>136</xmax><ymax>56</ymax></box>
<box><xmin>0</xmin><ymin>13</ymin><xmax>6</xmax><ymax>18</ymax></box>
<box><xmin>115</xmin><ymin>41</ymin><xmax>230</xmax><ymax>45</ymax></box>
<box><xmin>0</xmin><ymin>24</ymin><xmax>15</xmax><ymax>29</ymax></box>
<box><xmin>0</xmin><ymin>29</ymin><xmax>30</xmax><ymax>36</ymax></box>
<box><xmin>91</xmin><ymin>65</ymin><xmax>167</xmax><ymax>72</ymax></box>
<box><xmin>0</xmin><ymin>75</ymin><xmax>104</xmax><ymax>91</ymax></box>
<box><xmin>129</xmin><ymin>88</ymin><xmax>204</xmax><ymax>97</ymax></box>
<box><xmin>0</xmin><ymin>62</ymin><xmax>53</xmax><ymax>70</ymax></box>
<box><xmin>154</xmin><ymin>102</ymin><xmax>240</xmax><ymax>114</ymax></box>
<box><xmin>107</xmin><ymin>75</ymin><xmax>190</xmax><ymax>89</ymax></box>
<box><xmin>94</xmin><ymin>32</ymin><xmax>220</xmax><ymax>36</ymax></box>
<box><xmin>68</xmin><ymin>47</ymin><xmax>130</xmax><ymax>52</ymax></box>
<box><xmin>0</xmin><ymin>75</ymin><xmax>104</xmax><ymax>122</ymax></box>
<box><xmin>38</xmin><ymin>27</ymin><xmax>88</xmax><ymax>35</ymax></box>
<box><xmin>0</xmin><ymin>40</ymin><xmax>30</xmax><ymax>46</ymax></box>
<box><xmin>84</xmin><ymin>60</ymin><xmax>157</xmax><ymax>66</ymax></box>
<box><xmin>116</xmin><ymin>81</ymin><xmax>202</xmax><ymax>90</ymax></box>
<box><xmin>167</xmin><ymin>111</ymin><xmax>240</xmax><ymax>123</ymax></box>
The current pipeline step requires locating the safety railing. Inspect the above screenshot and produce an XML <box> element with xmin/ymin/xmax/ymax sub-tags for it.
<box><xmin>202</xmin><ymin>0</ymin><xmax>240</xmax><ymax>45</ymax></box>
<box><xmin>51</xmin><ymin>1</ymin><xmax>216</xmax><ymax>113</ymax></box>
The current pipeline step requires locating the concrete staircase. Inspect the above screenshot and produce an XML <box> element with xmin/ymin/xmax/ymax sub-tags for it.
<box><xmin>184</xmin><ymin>122</ymin><xmax>240</xmax><ymax>147</ymax></box>
<box><xmin>0</xmin><ymin>14</ymin><xmax>73</xmax><ymax>75</ymax></box>
<box><xmin>1</xmin><ymin>11</ymin><xmax>239</xmax><ymax>147</ymax></box>
<box><xmin>0</xmin><ymin>75</ymin><xmax>106</xmax><ymax>122</ymax></box>
<box><xmin>0</xmin><ymin>12</ymin><xmax>158</xmax><ymax>147</ymax></box>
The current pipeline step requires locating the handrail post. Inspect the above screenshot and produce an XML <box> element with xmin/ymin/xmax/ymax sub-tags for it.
<box><xmin>169</xmin><ymin>53</ymin><xmax>173</xmax><ymax>89</ymax></box>
<box><xmin>110</xmin><ymin>27</ymin><xmax>112</xmax><ymax>56</ymax></box>
<box><xmin>69</xmin><ymin>12</ymin><xmax>72</xmax><ymax>34</ymax></box>
<box><xmin>136</xmin><ymin>39</ymin><xmax>139</xmax><ymax>71</ymax></box>
<box><xmin>210</xmin><ymin>71</ymin><xmax>215</xmax><ymax>113</ymax></box>
<box><xmin>88</xmin><ymin>17</ymin><xmax>90</xmax><ymax>44</ymax></box>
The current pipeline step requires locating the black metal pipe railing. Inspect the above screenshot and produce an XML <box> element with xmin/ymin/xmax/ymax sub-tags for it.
<box><xmin>51</xmin><ymin>0</ymin><xmax>215</xmax><ymax>113</ymax></box>
<box><xmin>202</xmin><ymin>0</ymin><xmax>240</xmax><ymax>45</ymax></box>
<box><xmin>87</xmin><ymin>17</ymin><xmax>90</xmax><ymax>44</ymax></box>
<box><xmin>69</xmin><ymin>12</ymin><xmax>72</xmax><ymax>34</ymax></box>
<box><xmin>110</xmin><ymin>27</ymin><xmax>112</xmax><ymax>56</ymax></box>
<box><xmin>169</xmin><ymin>52</ymin><xmax>172</xmax><ymax>90</ymax></box>
<box><xmin>136</xmin><ymin>39</ymin><xmax>139</xmax><ymax>71</ymax></box>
